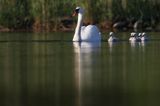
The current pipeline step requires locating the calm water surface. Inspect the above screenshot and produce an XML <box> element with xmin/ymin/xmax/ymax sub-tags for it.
<box><xmin>0</xmin><ymin>32</ymin><xmax>160</xmax><ymax>106</ymax></box>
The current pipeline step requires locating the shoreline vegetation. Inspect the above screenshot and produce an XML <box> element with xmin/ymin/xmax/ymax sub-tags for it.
<box><xmin>0</xmin><ymin>0</ymin><xmax>160</xmax><ymax>32</ymax></box>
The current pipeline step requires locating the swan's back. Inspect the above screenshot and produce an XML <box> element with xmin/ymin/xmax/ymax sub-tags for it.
<box><xmin>81</xmin><ymin>25</ymin><xmax>101</xmax><ymax>42</ymax></box>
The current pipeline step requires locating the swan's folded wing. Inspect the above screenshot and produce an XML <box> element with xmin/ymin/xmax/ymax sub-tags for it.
<box><xmin>81</xmin><ymin>25</ymin><xmax>101</xmax><ymax>41</ymax></box>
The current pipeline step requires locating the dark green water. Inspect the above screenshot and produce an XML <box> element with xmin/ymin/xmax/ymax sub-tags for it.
<box><xmin>0</xmin><ymin>32</ymin><xmax>160</xmax><ymax>106</ymax></box>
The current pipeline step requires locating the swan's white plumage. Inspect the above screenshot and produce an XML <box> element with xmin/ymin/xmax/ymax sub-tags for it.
<box><xmin>141</xmin><ymin>32</ymin><xmax>149</xmax><ymax>41</ymax></box>
<box><xmin>129</xmin><ymin>32</ymin><xmax>140</xmax><ymax>42</ymax></box>
<box><xmin>81</xmin><ymin>25</ymin><xmax>101</xmax><ymax>41</ymax></box>
<box><xmin>108</xmin><ymin>32</ymin><xmax>118</xmax><ymax>42</ymax></box>
<box><xmin>73</xmin><ymin>7</ymin><xmax>101</xmax><ymax>42</ymax></box>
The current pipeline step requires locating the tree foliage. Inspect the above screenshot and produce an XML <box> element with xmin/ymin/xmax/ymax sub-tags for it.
<box><xmin>0</xmin><ymin>0</ymin><xmax>160</xmax><ymax>31</ymax></box>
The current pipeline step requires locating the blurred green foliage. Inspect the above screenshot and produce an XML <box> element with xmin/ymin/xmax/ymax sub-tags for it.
<box><xmin>0</xmin><ymin>0</ymin><xmax>160</xmax><ymax>31</ymax></box>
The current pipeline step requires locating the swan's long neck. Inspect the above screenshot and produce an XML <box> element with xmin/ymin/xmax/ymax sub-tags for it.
<box><xmin>73</xmin><ymin>13</ymin><xmax>83</xmax><ymax>41</ymax></box>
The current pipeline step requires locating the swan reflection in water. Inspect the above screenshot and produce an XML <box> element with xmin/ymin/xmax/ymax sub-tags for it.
<box><xmin>108</xmin><ymin>41</ymin><xmax>114</xmax><ymax>53</ymax></box>
<box><xmin>73</xmin><ymin>42</ymin><xmax>101</xmax><ymax>106</ymax></box>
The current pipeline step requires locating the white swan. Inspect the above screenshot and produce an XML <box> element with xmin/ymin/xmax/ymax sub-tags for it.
<box><xmin>72</xmin><ymin>7</ymin><xmax>101</xmax><ymax>42</ymax></box>
<box><xmin>129</xmin><ymin>32</ymin><xmax>141</xmax><ymax>42</ymax></box>
<box><xmin>141</xmin><ymin>32</ymin><xmax>149</xmax><ymax>41</ymax></box>
<box><xmin>108</xmin><ymin>32</ymin><xmax>118</xmax><ymax>42</ymax></box>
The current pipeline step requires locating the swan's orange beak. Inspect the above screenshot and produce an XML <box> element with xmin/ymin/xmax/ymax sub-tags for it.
<box><xmin>72</xmin><ymin>11</ymin><xmax>77</xmax><ymax>17</ymax></box>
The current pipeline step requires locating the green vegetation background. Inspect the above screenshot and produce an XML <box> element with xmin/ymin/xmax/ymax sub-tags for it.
<box><xmin>0</xmin><ymin>0</ymin><xmax>160</xmax><ymax>31</ymax></box>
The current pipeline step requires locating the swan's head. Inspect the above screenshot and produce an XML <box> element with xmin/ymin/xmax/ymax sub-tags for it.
<box><xmin>130</xmin><ymin>32</ymin><xmax>136</xmax><ymax>37</ymax></box>
<box><xmin>130</xmin><ymin>32</ymin><xmax>134</xmax><ymax>37</ymax></box>
<box><xmin>138</xmin><ymin>33</ymin><xmax>142</xmax><ymax>37</ymax></box>
<box><xmin>72</xmin><ymin>7</ymin><xmax>84</xmax><ymax>16</ymax></box>
<box><xmin>142</xmin><ymin>32</ymin><xmax>146</xmax><ymax>36</ymax></box>
<box><xmin>109</xmin><ymin>32</ymin><xmax>114</xmax><ymax>36</ymax></box>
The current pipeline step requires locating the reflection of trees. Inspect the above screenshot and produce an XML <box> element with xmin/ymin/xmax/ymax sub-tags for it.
<box><xmin>1</xmin><ymin>33</ymin><xmax>160</xmax><ymax>106</ymax></box>
<box><xmin>104</xmin><ymin>41</ymin><xmax>160</xmax><ymax>105</ymax></box>
<box><xmin>0</xmin><ymin>35</ymin><xmax>75</xmax><ymax>105</ymax></box>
